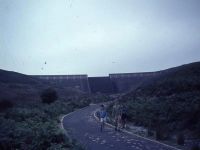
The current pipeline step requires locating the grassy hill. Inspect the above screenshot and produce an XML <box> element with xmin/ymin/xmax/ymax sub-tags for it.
<box><xmin>132</xmin><ymin>62</ymin><xmax>200</xmax><ymax>97</ymax></box>
<box><xmin>0</xmin><ymin>69</ymin><xmax>90</xmax><ymax>149</ymax></box>
<box><xmin>0</xmin><ymin>69</ymin><xmax>85</xmax><ymax>103</ymax></box>
<box><xmin>114</xmin><ymin>62</ymin><xmax>200</xmax><ymax>141</ymax></box>
<box><xmin>0</xmin><ymin>69</ymin><xmax>40</xmax><ymax>85</ymax></box>
<box><xmin>0</xmin><ymin>69</ymin><xmax>45</xmax><ymax>103</ymax></box>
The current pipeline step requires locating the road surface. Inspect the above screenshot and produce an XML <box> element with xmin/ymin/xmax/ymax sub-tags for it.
<box><xmin>62</xmin><ymin>104</ymin><xmax>178</xmax><ymax>150</ymax></box>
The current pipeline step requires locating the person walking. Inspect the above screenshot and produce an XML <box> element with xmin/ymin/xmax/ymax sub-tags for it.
<box><xmin>99</xmin><ymin>104</ymin><xmax>107</xmax><ymax>132</ymax></box>
<box><xmin>112</xmin><ymin>102</ymin><xmax>121</xmax><ymax>131</ymax></box>
<box><xmin>121</xmin><ymin>105</ymin><xmax>127</xmax><ymax>129</ymax></box>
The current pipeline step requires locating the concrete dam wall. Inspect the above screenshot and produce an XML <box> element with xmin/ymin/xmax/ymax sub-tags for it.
<box><xmin>32</xmin><ymin>71</ymin><xmax>164</xmax><ymax>94</ymax></box>
<box><xmin>88</xmin><ymin>77</ymin><xmax>115</xmax><ymax>94</ymax></box>
<box><xmin>109</xmin><ymin>72</ymin><xmax>161</xmax><ymax>92</ymax></box>
<box><xmin>32</xmin><ymin>75</ymin><xmax>91</xmax><ymax>93</ymax></box>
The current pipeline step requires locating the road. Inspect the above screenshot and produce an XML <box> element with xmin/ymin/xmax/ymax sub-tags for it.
<box><xmin>62</xmin><ymin>104</ymin><xmax>179</xmax><ymax>150</ymax></box>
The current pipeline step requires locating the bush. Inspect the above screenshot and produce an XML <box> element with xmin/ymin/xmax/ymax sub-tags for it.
<box><xmin>177</xmin><ymin>133</ymin><xmax>185</xmax><ymax>145</ymax></box>
<box><xmin>147</xmin><ymin>129</ymin><xmax>154</xmax><ymax>137</ymax></box>
<box><xmin>156</xmin><ymin>128</ymin><xmax>163</xmax><ymax>140</ymax></box>
<box><xmin>41</xmin><ymin>88</ymin><xmax>58</xmax><ymax>104</ymax></box>
<box><xmin>191</xmin><ymin>144</ymin><xmax>200</xmax><ymax>150</ymax></box>
<box><xmin>0</xmin><ymin>100</ymin><xmax>85</xmax><ymax>149</ymax></box>
<box><xmin>0</xmin><ymin>92</ymin><xmax>92</xmax><ymax>149</ymax></box>
<box><xmin>0</xmin><ymin>100</ymin><xmax>13</xmax><ymax>111</ymax></box>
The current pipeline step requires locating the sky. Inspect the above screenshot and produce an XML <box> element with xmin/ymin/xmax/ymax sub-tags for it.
<box><xmin>0</xmin><ymin>0</ymin><xmax>200</xmax><ymax>76</ymax></box>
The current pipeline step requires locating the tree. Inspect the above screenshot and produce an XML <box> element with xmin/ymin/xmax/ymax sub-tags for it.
<box><xmin>41</xmin><ymin>88</ymin><xmax>58</xmax><ymax>104</ymax></box>
<box><xmin>0</xmin><ymin>99</ymin><xmax>13</xmax><ymax>112</ymax></box>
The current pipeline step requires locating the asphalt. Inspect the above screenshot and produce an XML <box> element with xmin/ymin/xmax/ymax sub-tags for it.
<box><xmin>62</xmin><ymin>104</ymin><xmax>179</xmax><ymax>150</ymax></box>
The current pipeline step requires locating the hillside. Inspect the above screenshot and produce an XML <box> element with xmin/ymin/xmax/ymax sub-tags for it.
<box><xmin>0</xmin><ymin>69</ymin><xmax>83</xmax><ymax>103</ymax></box>
<box><xmin>0</xmin><ymin>69</ymin><xmax>44</xmax><ymax>85</ymax></box>
<box><xmin>0</xmin><ymin>69</ymin><xmax>91</xmax><ymax>149</ymax></box>
<box><xmin>0</xmin><ymin>70</ymin><xmax>45</xmax><ymax>103</ymax></box>
<box><xmin>114</xmin><ymin>62</ymin><xmax>200</xmax><ymax>141</ymax></box>
<box><xmin>121</xmin><ymin>62</ymin><xmax>200</xmax><ymax>98</ymax></box>
<box><xmin>134</xmin><ymin>62</ymin><xmax>200</xmax><ymax>97</ymax></box>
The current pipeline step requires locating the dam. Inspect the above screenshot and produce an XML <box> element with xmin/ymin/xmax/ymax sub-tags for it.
<box><xmin>32</xmin><ymin>75</ymin><xmax>91</xmax><ymax>93</ymax></box>
<box><xmin>32</xmin><ymin>71</ymin><xmax>163</xmax><ymax>94</ymax></box>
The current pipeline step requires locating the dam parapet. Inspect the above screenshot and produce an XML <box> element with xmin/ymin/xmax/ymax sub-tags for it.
<box><xmin>31</xmin><ymin>71</ymin><xmax>166</xmax><ymax>94</ymax></box>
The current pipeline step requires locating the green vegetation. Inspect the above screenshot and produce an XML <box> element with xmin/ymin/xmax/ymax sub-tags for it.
<box><xmin>0</xmin><ymin>67</ymin><xmax>100</xmax><ymax>149</ymax></box>
<box><xmin>0</xmin><ymin>94</ymin><xmax>91</xmax><ymax>150</ymax></box>
<box><xmin>177</xmin><ymin>133</ymin><xmax>185</xmax><ymax>145</ymax></box>
<box><xmin>41</xmin><ymin>88</ymin><xmax>58</xmax><ymax>104</ymax></box>
<box><xmin>0</xmin><ymin>69</ymin><xmax>112</xmax><ymax>150</ymax></box>
<box><xmin>118</xmin><ymin>92</ymin><xmax>200</xmax><ymax>138</ymax></box>
<box><xmin>108</xmin><ymin>62</ymin><xmax>200</xmax><ymax>145</ymax></box>
<box><xmin>0</xmin><ymin>99</ymin><xmax>14</xmax><ymax>112</ymax></box>
<box><xmin>191</xmin><ymin>144</ymin><xmax>200</xmax><ymax>150</ymax></box>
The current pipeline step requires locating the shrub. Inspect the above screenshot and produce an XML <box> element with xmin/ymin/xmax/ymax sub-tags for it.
<box><xmin>191</xmin><ymin>144</ymin><xmax>200</xmax><ymax>150</ymax></box>
<box><xmin>177</xmin><ymin>133</ymin><xmax>185</xmax><ymax>145</ymax></box>
<box><xmin>147</xmin><ymin>129</ymin><xmax>154</xmax><ymax>137</ymax></box>
<box><xmin>41</xmin><ymin>88</ymin><xmax>58</xmax><ymax>104</ymax></box>
<box><xmin>155</xmin><ymin>125</ymin><xmax>168</xmax><ymax>140</ymax></box>
<box><xmin>0</xmin><ymin>93</ymin><xmax>90</xmax><ymax>149</ymax></box>
<box><xmin>156</xmin><ymin>128</ymin><xmax>163</xmax><ymax>140</ymax></box>
<box><xmin>0</xmin><ymin>100</ymin><xmax>13</xmax><ymax>111</ymax></box>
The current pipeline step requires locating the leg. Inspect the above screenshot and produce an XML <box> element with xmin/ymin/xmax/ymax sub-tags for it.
<box><xmin>122</xmin><ymin>119</ymin><xmax>125</xmax><ymax>128</ymax></box>
<box><xmin>115</xmin><ymin>117</ymin><xmax>118</xmax><ymax>131</ymax></box>
<box><xmin>100</xmin><ymin>118</ymin><xmax>103</xmax><ymax>132</ymax></box>
<box><xmin>102</xmin><ymin>120</ymin><xmax>105</xmax><ymax>130</ymax></box>
<box><xmin>100</xmin><ymin>121</ymin><xmax>103</xmax><ymax>132</ymax></box>
<box><xmin>100</xmin><ymin>119</ymin><xmax>105</xmax><ymax>132</ymax></box>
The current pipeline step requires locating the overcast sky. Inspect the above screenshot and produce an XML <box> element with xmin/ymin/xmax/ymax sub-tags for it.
<box><xmin>0</xmin><ymin>0</ymin><xmax>200</xmax><ymax>76</ymax></box>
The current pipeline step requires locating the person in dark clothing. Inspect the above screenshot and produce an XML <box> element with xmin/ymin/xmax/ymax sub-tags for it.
<box><xmin>112</xmin><ymin>102</ymin><xmax>121</xmax><ymax>131</ymax></box>
<box><xmin>120</xmin><ymin>105</ymin><xmax>127</xmax><ymax>129</ymax></box>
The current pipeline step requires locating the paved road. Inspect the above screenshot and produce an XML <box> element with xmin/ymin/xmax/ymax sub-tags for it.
<box><xmin>62</xmin><ymin>104</ymin><xmax>178</xmax><ymax>150</ymax></box>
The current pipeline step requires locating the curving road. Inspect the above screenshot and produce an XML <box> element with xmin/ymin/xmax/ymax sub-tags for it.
<box><xmin>62</xmin><ymin>104</ymin><xmax>179</xmax><ymax>150</ymax></box>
